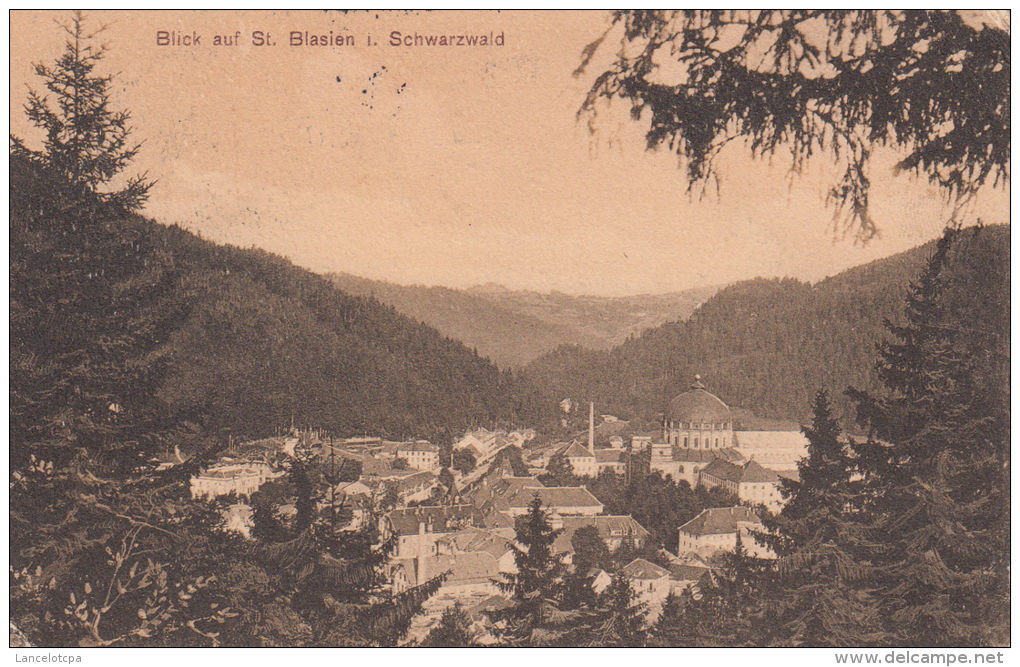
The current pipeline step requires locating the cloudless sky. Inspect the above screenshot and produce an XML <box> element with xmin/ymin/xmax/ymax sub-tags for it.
<box><xmin>9</xmin><ymin>10</ymin><xmax>1009</xmax><ymax>296</ymax></box>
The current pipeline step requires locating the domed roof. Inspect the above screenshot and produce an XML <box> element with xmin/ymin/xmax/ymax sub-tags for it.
<box><xmin>667</xmin><ymin>376</ymin><xmax>731</xmax><ymax>423</ymax></box>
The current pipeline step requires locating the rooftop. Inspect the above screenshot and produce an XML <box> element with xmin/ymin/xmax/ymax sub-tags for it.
<box><xmin>594</xmin><ymin>449</ymin><xmax>627</xmax><ymax>463</ymax></box>
<box><xmin>700</xmin><ymin>458</ymin><xmax>780</xmax><ymax>484</ymax></box>
<box><xmin>397</xmin><ymin>442</ymin><xmax>439</xmax><ymax>453</ymax></box>
<box><xmin>553</xmin><ymin>515</ymin><xmax>651</xmax><ymax>553</ymax></box>
<box><xmin>679</xmin><ymin>506</ymin><xmax>762</xmax><ymax>536</ymax></box>
<box><xmin>562</xmin><ymin>442</ymin><xmax>595</xmax><ymax>459</ymax></box>
<box><xmin>620</xmin><ymin>558</ymin><xmax>670</xmax><ymax>580</ymax></box>
<box><xmin>505</xmin><ymin>486</ymin><xmax>603</xmax><ymax>511</ymax></box>
<box><xmin>385</xmin><ymin>504</ymin><xmax>484</xmax><ymax>536</ymax></box>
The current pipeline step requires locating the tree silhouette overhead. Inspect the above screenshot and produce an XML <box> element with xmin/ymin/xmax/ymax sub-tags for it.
<box><xmin>578</xmin><ymin>10</ymin><xmax>1009</xmax><ymax>239</ymax></box>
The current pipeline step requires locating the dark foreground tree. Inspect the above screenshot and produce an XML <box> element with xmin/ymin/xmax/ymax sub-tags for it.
<box><xmin>11</xmin><ymin>11</ymin><xmax>152</xmax><ymax>213</ymax></box>
<box><xmin>420</xmin><ymin>603</ymin><xmax>477</xmax><ymax>647</ymax></box>
<box><xmin>847</xmin><ymin>227</ymin><xmax>1010</xmax><ymax>646</ymax></box>
<box><xmin>568</xmin><ymin>573</ymin><xmax>647</xmax><ymax>647</ymax></box>
<box><xmin>578</xmin><ymin>11</ymin><xmax>1009</xmax><ymax>239</ymax></box>
<box><xmin>757</xmin><ymin>391</ymin><xmax>880</xmax><ymax>646</ymax></box>
<box><xmin>488</xmin><ymin>497</ymin><xmax>572</xmax><ymax>645</ymax></box>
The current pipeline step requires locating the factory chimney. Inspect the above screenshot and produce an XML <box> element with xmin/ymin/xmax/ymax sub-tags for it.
<box><xmin>588</xmin><ymin>401</ymin><xmax>595</xmax><ymax>454</ymax></box>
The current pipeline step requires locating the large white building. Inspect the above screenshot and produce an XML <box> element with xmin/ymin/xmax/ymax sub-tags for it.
<box><xmin>190</xmin><ymin>461</ymin><xmax>275</xmax><ymax>500</ymax></box>
<box><xmin>698</xmin><ymin>458</ymin><xmax>784</xmax><ymax>512</ymax></box>
<box><xmin>396</xmin><ymin>441</ymin><xmax>441</xmax><ymax>472</ymax></box>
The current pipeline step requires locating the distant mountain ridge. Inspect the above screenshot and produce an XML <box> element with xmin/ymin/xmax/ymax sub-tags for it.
<box><xmin>327</xmin><ymin>272</ymin><xmax>721</xmax><ymax>368</ymax></box>
<box><xmin>522</xmin><ymin>224</ymin><xmax>1009</xmax><ymax>428</ymax></box>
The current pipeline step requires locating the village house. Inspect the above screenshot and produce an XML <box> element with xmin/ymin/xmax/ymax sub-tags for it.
<box><xmin>698</xmin><ymin>458</ymin><xmax>784</xmax><ymax>511</ymax></box>
<box><xmin>562</xmin><ymin>441</ymin><xmax>597</xmax><ymax>477</ymax></box>
<box><xmin>553</xmin><ymin>515</ymin><xmax>651</xmax><ymax>554</ymax></box>
<box><xmin>380</xmin><ymin>504</ymin><xmax>486</xmax><ymax>559</ymax></box>
<box><xmin>453</xmin><ymin>428</ymin><xmax>534</xmax><ymax>463</ymax></box>
<box><xmin>677</xmin><ymin>506</ymin><xmax>774</xmax><ymax>560</ymax></box>
<box><xmin>620</xmin><ymin>558</ymin><xmax>674</xmax><ymax>618</ymax></box>
<box><xmin>396</xmin><ymin>441</ymin><xmax>441</xmax><ymax>472</ymax></box>
<box><xmin>594</xmin><ymin>448</ymin><xmax>628</xmax><ymax>476</ymax></box>
<box><xmin>469</xmin><ymin>475</ymin><xmax>545</xmax><ymax>513</ymax></box>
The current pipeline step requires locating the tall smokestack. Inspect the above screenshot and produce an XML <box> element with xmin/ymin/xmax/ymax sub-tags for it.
<box><xmin>589</xmin><ymin>402</ymin><xmax>595</xmax><ymax>454</ymax></box>
<box><xmin>417</xmin><ymin>519</ymin><xmax>426</xmax><ymax>585</ymax></box>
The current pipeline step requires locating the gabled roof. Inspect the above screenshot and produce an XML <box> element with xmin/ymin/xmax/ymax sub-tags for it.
<box><xmin>505</xmin><ymin>486</ymin><xmax>603</xmax><ymax>511</ymax></box>
<box><xmin>385</xmin><ymin>504</ymin><xmax>484</xmax><ymax>536</ymax></box>
<box><xmin>470</xmin><ymin>476</ymin><xmax>544</xmax><ymax>512</ymax></box>
<box><xmin>437</xmin><ymin>527</ymin><xmax>514</xmax><ymax>558</ymax></box>
<box><xmin>562</xmin><ymin>442</ymin><xmax>595</xmax><ymax>459</ymax></box>
<box><xmin>432</xmin><ymin>551</ymin><xmax>499</xmax><ymax>586</ymax></box>
<box><xmin>621</xmin><ymin>558</ymin><xmax>670</xmax><ymax>580</ymax></box>
<box><xmin>700</xmin><ymin>458</ymin><xmax>780</xmax><ymax>484</ymax></box>
<box><xmin>739</xmin><ymin>460</ymin><xmax>781</xmax><ymax>483</ymax></box>
<box><xmin>389</xmin><ymin>470</ymin><xmax>438</xmax><ymax>493</ymax></box>
<box><xmin>679</xmin><ymin>506</ymin><xmax>761</xmax><ymax>536</ymax></box>
<box><xmin>668</xmin><ymin>563</ymin><xmax>713</xmax><ymax>583</ymax></box>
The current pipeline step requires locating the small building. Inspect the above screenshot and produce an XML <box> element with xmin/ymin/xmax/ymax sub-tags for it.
<box><xmin>554</xmin><ymin>515</ymin><xmax>652</xmax><ymax>554</ymax></box>
<box><xmin>621</xmin><ymin>557</ymin><xmax>672</xmax><ymax>602</ymax></box>
<box><xmin>381</xmin><ymin>504</ymin><xmax>486</xmax><ymax>559</ymax></box>
<box><xmin>562</xmin><ymin>442</ymin><xmax>597</xmax><ymax>477</ymax></box>
<box><xmin>594</xmin><ymin>448</ymin><xmax>628</xmax><ymax>476</ymax></box>
<box><xmin>396</xmin><ymin>441</ymin><xmax>441</xmax><ymax>472</ymax></box>
<box><xmin>677</xmin><ymin>506</ymin><xmax>774</xmax><ymax>560</ymax></box>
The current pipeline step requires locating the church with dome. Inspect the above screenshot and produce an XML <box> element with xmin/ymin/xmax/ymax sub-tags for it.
<box><xmin>662</xmin><ymin>375</ymin><xmax>734</xmax><ymax>450</ymax></box>
<box><xmin>635</xmin><ymin>375</ymin><xmax>810</xmax><ymax>512</ymax></box>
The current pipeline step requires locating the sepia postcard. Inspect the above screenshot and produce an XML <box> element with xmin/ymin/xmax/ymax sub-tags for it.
<box><xmin>8</xmin><ymin>8</ymin><xmax>1010</xmax><ymax>658</ymax></box>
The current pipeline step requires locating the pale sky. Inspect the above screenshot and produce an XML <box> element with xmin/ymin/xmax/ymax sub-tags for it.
<box><xmin>9</xmin><ymin>10</ymin><xmax>1010</xmax><ymax>296</ymax></box>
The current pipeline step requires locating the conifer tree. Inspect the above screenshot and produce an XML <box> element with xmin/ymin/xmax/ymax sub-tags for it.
<box><xmin>757</xmin><ymin>391</ymin><xmax>879</xmax><ymax>646</ymax></box>
<box><xmin>847</xmin><ymin>227</ymin><xmax>1009</xmax><ymax>646</ymax></box>
<box><xmin>12</xmin><ymin>11</ymin><xmax>151</xmax><ymax>213</ymax></box>
<box><xmin>570</xmin><ymin>573</ymin><xmax>647</xmax><ymax>647</ymax></box>
<box><xmin>648</xmin><ymin>590</ymin><xmax>686</xmax><ymax>646</ymax></box>
<box><xmin>489</xmin><ymin>497</ymin><xmax>571</xmax><ymax>645</ymax></box>
<box><xmin>666</xmin><ymin>534</ymin><xmax>770</xmax><ymax>646</ymax></box>
<box><xmin>420</xmin><ymin>603</ymin><xmax>477</xmax><ymax>647</ymax></box>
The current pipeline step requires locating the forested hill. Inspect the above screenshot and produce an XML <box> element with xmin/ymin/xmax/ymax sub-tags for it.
<box><xmin>523</xmin><ymin>224</ymin><xmax>1010</xmax><ymax>427</ymax></box>
<box><xmin>328</xmin><ymin>272</ymin><xmax>719</xmax><ymax>368</ymax></box>
<box><xmin>9</xmin><ymin>156</ymin><xmax>551</xmax><ymax>450</ymax></box>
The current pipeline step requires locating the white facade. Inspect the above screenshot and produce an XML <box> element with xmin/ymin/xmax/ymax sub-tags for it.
<box><xmin>397</xmin><ymin>442</ymin><xmax>440</xmax><ymax>472</ymax></box>
<box><xmin>190</xmin><ymin>461</ymin><xmax>274</xmax><ymax>500</ymax></box>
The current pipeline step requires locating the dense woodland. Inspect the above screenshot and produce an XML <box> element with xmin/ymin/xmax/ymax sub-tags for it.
<box><xmin>10</xmin><ymin>155</ymin><xmax>551</xmax><ymax>453</ymax></box>
<box><xmin>524</xmin><ymin>225</ymin><xmax>1009</xmax><ymax>429</ymax></box>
